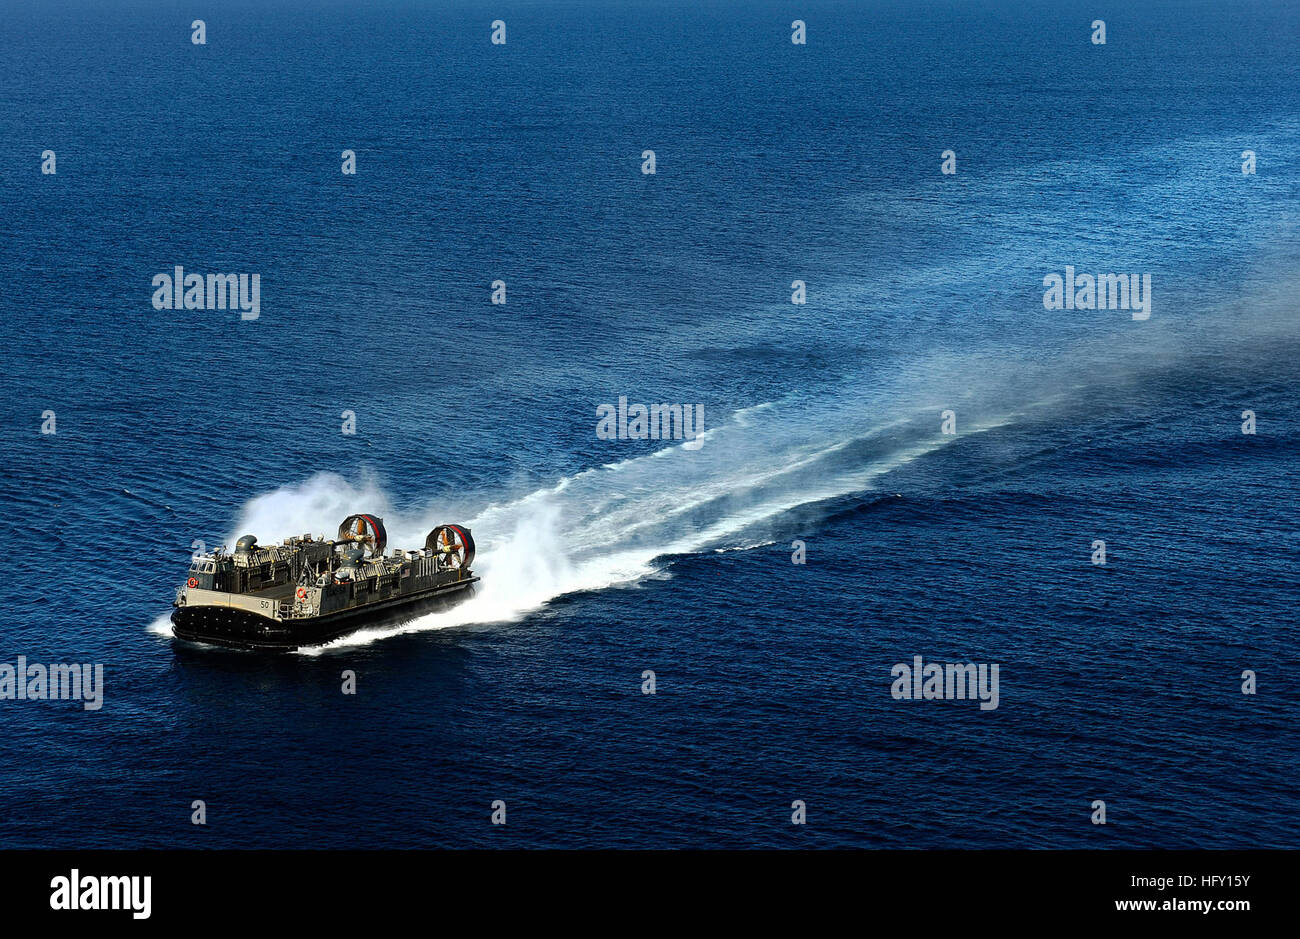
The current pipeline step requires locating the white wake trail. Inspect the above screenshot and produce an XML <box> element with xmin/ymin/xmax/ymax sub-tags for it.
<box><xmin>290</xmin><ymin>403</ymin><xmax>1004</xmax><ymax>652</ymax></box>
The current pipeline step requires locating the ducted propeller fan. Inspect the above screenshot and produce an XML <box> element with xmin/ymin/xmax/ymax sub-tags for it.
<box><xmin>426</xmin><ymin>525</ymin><xmax>475</xmax><ymax>570</ymax></box>
<box><xmin>337</xmin><ymin>514</ymin><xmax>387</xmax><ymax>557</ymax></box>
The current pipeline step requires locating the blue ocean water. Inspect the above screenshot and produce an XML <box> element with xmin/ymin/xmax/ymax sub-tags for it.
<box><xmin>1</xmin><ymin>0</ymin><xmax>1297</xmax><ymax>848</ymax></box>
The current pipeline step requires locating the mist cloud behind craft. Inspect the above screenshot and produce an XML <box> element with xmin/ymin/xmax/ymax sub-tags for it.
<box><xmin>152</xmin><ymin>276</ymin><xmax>1300</xmax><ymax>654</ymax></box>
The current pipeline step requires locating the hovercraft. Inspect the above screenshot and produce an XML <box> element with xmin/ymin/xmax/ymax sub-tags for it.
<box><xmin>171</xmin><ymin>515</ymin><xmax>477</xmax><ymax>651</ymax></box>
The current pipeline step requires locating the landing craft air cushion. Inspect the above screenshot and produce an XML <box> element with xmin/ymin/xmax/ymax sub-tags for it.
<box><xmin>171</xmin><ymin>515</ymin><xmax>477</xmax><ymax>650</ymax></box>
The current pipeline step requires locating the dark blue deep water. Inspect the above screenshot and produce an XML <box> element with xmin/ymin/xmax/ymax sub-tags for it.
<box><xmin>1</xmin><ymin>0</ymin><xmax>1297</xmax><ymax>848</ymax></box>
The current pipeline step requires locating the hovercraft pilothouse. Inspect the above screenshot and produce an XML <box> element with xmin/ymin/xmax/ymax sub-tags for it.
<box><xmin>171</xmin><ymin>514</ymin><xmax>478</xmax><ymax>651</ymax></box>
